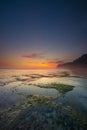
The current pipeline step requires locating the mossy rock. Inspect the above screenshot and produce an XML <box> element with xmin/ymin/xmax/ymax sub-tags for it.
<box><xmin>36</xmin><ymin>83</ymin><xmax>75</xmax><ymax>95</ymax></box>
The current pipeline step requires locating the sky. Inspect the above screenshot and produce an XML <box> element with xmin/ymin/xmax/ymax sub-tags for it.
<box><xmin>0</xmin><ymin>0</ymin><xmax>87</xmax><ymax>69</ymax></box>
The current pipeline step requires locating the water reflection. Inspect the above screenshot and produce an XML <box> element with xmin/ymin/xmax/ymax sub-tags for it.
<box><xmin>0</xmin><ymin>68</ymin><xmax>87</xmax><ymax>118</ymax></box>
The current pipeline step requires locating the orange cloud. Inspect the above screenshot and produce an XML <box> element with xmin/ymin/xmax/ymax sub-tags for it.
<box><xmin>0</xmin><ymin>60</ymin><xmax>56</xmax><ymax>69</ymax></box>
<box><xmin>0</xmin><ymin>55</ymin><xmax>62</xmax><ymax>69</ymax></box>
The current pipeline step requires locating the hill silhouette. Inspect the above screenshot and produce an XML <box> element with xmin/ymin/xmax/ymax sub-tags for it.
<box><xmin>58</xmin><ymin>54</ymin><xmax>87</xmax><ymax>68</ymax></box>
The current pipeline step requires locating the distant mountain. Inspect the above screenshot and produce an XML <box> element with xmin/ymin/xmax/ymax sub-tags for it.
<box><xmin>58</xmin><ymin>54</ymin><xmax>87</xmax><ymax>68</ymax></box>
<box><xmin>73</xmin><ymin>54</ymin><xmax>87</xmax><ymax>64</ymax></box>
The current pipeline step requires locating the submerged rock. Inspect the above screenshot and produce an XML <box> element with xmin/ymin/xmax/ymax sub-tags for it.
<box><xmin>9</xmin><ymin>105</ymin><xmax>85</xmax><ymax>130</ymax></box>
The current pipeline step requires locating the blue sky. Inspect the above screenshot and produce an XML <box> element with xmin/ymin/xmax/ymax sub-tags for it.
<box><xmin>0</xmin><ymin>0</ymin><xmax>87</xmax><ymax>68</ymax></box>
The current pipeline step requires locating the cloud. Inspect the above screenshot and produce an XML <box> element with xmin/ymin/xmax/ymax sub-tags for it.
<box><xmin>48</xmin><ymin>61</ymin><xmax>64</xmax><ymax>64</ymax></box>
<box><xmin>47</xmin><ymin>58</ymin><xmax>64</xmax><ymax>64</ymax></box>
<box><xmin>21</xmin><ymin>53</ymin><xmax>44</xmax><ymax>59</ymax></box>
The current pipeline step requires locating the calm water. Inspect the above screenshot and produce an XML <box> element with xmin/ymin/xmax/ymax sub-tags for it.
<box><xmin>0</xmin><ymin>69</ymin><xmax>87</xmax><ymax>117</ymax></box>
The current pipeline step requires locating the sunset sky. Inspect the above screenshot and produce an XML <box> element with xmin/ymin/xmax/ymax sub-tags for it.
<box><xmin>0</xmin><ymin>0</ymin><xmax>87</xmax><ymax>69</ymax></box>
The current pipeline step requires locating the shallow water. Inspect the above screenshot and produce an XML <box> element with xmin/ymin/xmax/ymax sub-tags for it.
<box><xmin>0</xmin><ymin>69</ymin><xmax>87</xmax><ymax>118</ymax></box>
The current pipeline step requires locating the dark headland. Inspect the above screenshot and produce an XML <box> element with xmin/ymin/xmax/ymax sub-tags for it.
<box><xmin>58</xmin><ymin>54</ymin><xmax>87</xmax><ymax>68</ymax></box>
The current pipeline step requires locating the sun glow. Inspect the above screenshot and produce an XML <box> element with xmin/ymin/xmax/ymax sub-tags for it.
<box><xmin>0</xmin><ymin>60</ymin><xmax>57</xmax><ymax>69</ymax></box>
<box><xmin>26</xmin><ymin>62</ymin><xmax>56</xmax><ymax>69</ymax></box>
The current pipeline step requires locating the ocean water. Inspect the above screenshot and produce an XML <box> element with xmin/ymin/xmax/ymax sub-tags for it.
<box><xmin>0</xmin><ymin>68</ymin><xmax>87</xmax><ymax>118</ymax></box>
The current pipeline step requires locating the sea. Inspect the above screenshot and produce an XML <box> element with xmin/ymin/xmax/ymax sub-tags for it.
<box><xmin>0</xmin><ymin>68</ymin><xmax>87</xmax><ymax>118</ymax></box>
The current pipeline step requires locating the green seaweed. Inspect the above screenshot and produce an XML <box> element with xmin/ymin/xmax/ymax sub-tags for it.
<box><xmin>36</xmin><ymin>83</ymin><xmax>75</xmax><ymax>94</ymax></box>
<box><xmin>26</xmin><ymin>94</ymin><xmax>54</xmax><ymax>106</ymax></box>
<box><xmin>60</xmin><ymin>71</ymin><xmax>70</xmax><ymax>77</ymax></box>
<box><xmin>0</xmin><ymin>94</ymin><xmax>87</xmax><ymax>130</ymax></box>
